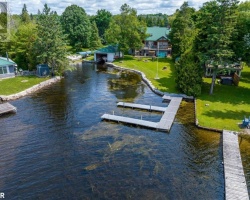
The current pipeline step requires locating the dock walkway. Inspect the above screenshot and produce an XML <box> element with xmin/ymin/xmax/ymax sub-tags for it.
<box><xmin>101</xmin><ymin>96</ymin><xmax>182</xmax><ymax>132</ymax></box>
<box><xmin>0</xmin><ymin>103</ymin><xmax>16</xmax><ymax>115</ymax></box>
<box><xmin>101</xmin><ymin>114</ymin><xmax>157</xmax><ymax>129</ymax></box>
<box><xmin>117</xmin><ymin>102</ymin><xmax>166</xmax><ymax>112</ymax></box>
<box><xmin>223</xmin><ymin>130</ymin><xmax>249</xmax><ymax>200</ymax></box>
<box><xmin>157</xmin><ymin>97</ymin><xmax>182</xmax><ymax>131</ymax></box>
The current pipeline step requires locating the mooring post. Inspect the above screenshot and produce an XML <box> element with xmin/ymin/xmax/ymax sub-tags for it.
<box><xmin>113</xmin><ymin>111</ymin><xmax>114</xmax><ymax>115</ymax></box>
<box><xmin>141</xmin><ymin>115</ymin><xmax>142</xmax><ymax>120</ymax></box>
<box><xmin>150</xmin><ymin>104</ymin><xmax>151</xmax><ymax>111</ymax></box>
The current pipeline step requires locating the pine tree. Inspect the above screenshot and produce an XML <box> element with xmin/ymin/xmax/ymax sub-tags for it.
<box><xmin>89</xmin><ymin>21</ymin><xmax>102</xmax><ymax>50</ymax></box>
<box><xmin>34</xmin><ymin>4</ymin><xmax>68</xmax><ymax>75</ymax></box>
<box><xmin>21</xmin><ymin>4</ymin><xmax>31</xmax><ymax>23</ymax></box>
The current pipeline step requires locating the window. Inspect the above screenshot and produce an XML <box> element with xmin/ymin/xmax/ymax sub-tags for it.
<box><xmin>0</xmin><ymin>66</ymin><xmax>7</xmax><ymax>74</ymax></box>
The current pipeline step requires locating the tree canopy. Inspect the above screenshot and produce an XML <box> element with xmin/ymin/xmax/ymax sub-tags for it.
<box><xmin>61</xmin><ymin>5</ymin><xmax>91</xmax><ymax>50</ymax></box>
<box><xmin>105</xmin><ymin>4</ymin><xmax>147</xmax><ymax>53</ymax></box>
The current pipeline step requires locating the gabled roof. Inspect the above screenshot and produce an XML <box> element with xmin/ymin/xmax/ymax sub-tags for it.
<box><xmin>145</xmin><ymin>27</ymin><xmax>171</xmax><ymax>41</ymax></box>
<box><xmin>95</xmin><ymin>45</ymin><xmax>119</xmax><ymax>53</ymax></box>
<box><xmin>0</xmin><ymin>57</ymin><xmax>17</xmax><ymax>66</ymax></box>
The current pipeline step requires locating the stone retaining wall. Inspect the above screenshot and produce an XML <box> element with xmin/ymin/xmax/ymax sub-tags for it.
<box><xmin>106</xmin><ymin>62</ymin><xmax>193</xmax><ymax>100</ymax></box>
<box><xmin>0</xmin><ymin>76</ymin><xmax>62</xmax><ymax>101</ymax></box>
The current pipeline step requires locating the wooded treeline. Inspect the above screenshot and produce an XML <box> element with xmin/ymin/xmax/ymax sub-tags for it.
<box><xmin>0</xmin><ymin>1</ymin><xmax>250</xmax><ymax>96</ymax></box>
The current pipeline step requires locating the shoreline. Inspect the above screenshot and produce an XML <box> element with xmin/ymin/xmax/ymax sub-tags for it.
<box><xmin>0</xmin><ymin>76</ymin><xmax>62</xmax><ymax>101</ymax></box>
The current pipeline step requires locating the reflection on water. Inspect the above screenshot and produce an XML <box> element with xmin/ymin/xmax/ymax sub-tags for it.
<box><xmin>0</xmin><ymin>62</ymin><xmax>230</xmax><ymax>199</ymax></box>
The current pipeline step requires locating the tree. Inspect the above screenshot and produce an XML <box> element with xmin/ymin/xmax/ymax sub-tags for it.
<box><xmin>11</xmin><ymin>23</ymin><xmax>37</xmax><ymax>70</ymax></box>
<box><xmin>195</xmin><ymin>0</ymin><xmax>239</xmax><ymax>94</ymax></box>
<box><xmin>93</xmin><ymin>9</ymin><xmax>112</xmax><ymax>44</ymax></box>
<box><xmin>61</xmin><ymin>5</ymin><xmax>91</xmax><ymax>50</ymax></box>
<box><xmin>105</xmin><ymin>4</ymin><xmax>147</xmax><ymax>54</ymax></box>
<box><xmin>231</xmin><ymin>1</ymin><xmax>250</xmax><ymax>62</ymax></box>
<box><xmin>21</xmin><ymin>4</ymin><xmax>31</xmax><ymax>23</ymax></box>
<box><xmin>34</xmin><ymin>4</ymin><xmax>68</xmax><ymax>75</ymax></box>
<box><xmin>176</xmin><ymin>48</ymin><xmax>203</xmax><ymax>96</ymax></box>
<box><xmin>89</xmin><ymin>21</ymin><xmax>102</xmax><ymax>50</ymax></box>
<box><xmin>168</xmin><ymin>2</ymin><xmax>196</xmax><ymax>60</ymax></box>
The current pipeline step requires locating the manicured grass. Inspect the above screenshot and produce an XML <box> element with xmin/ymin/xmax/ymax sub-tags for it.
<box><xmin>0</xmin><ymin>76</ymin><xmax>49</xmax><ymax>95</ymax></box>
<box><xmin>113</xmin><ymin>55</ymin><xmax>179</xmax><ymax>93</ymax></box>
<box><xmin>196</xmin><ymin>66</ymin><xmax>250</xmax><ymax>131</ymax></box>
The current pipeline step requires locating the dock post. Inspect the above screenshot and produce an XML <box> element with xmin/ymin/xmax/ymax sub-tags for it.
<box><xmin>113</xmin><ymin>111</ymin><xmax>114</xmax><ymax>115</ymax></box>
<box><xmin>141</xmin><ymin>115</ymin><xmax>142</xmax><ymax>120</ymax></box>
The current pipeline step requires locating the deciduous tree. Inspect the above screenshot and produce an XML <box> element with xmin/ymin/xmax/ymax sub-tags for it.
<box><xmin>61</xmin><ymin>5</ymin><xmax>91</xmax><ymax>50</ymax></box>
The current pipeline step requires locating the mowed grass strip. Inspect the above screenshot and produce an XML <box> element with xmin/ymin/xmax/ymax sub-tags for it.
<box><xmin>0</xmin><ymin>76</ymin><xmax>49</xmax><ymax>95</ymax></box>
<box><xmin>113</xmin><ymin>55</ymin><xmax>179</xmax><ymax>93</ymax></box>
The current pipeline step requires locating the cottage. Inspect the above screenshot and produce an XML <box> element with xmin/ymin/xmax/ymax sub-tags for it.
<box><xmin>94</xmin><ymin>45</ymin><xmax>123</xmax><ymax>63</ymax></box>
<box><xmin>140</xmin><ymin>27</ymin><xmax>172</xmax><ymax>57</ymax></box>
<box><xmin>0</xmin><ymin>57</ymin><xmax>17</xmax><ymax>79</ymax></box>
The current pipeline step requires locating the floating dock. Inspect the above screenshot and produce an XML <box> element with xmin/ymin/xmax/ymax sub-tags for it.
<box><xmin>101</xmin><ymin>96</ymin><xmax>182</xmax><ymax>132</ymax></box>
<box><xmin>101</xmin><ymin>114</ymin><xmax>157</xmax><ymax>129</ymax></box>
<box><xmin>117</xmin><ymin>102</ymin><xmax>166</xmax><ymax>112</ymax></box>
<box><xmin>0</xmin><ymin>103</ymin><xmax>17</xmax><ymax>115</ymax></box>
<box><xmin>223</xmin><ymin>130</ymin><xmax>249</xmax><ymax>200</ymax></box>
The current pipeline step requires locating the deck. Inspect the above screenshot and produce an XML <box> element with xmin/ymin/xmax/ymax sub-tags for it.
<box><xmin>117</xmin><ymin>102</ymin><xmax>166</xmax><ymax>112</ymax></box>
<box><xmin>223</xmin><ymin>130</ymin><xmax>249</xmax><ymax>200</ymax></box>
<box><xmin>0</xmin><ymin>103</ymin><xmax>16</xmax><ymax>115</ymax></box>
<box><xmin>101</xmin><ymin>96</ymin><xmax>182</xmax><ymax>132</ymax></box>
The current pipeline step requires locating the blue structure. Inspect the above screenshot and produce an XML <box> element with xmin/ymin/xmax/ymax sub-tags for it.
<box><xmin>36</xmin><ymin>64</ymin><xmax>50</xmax><ymax>77</ymax></box>
<box><xmin>242</xmin><ymin>116</ymin><xmax>250</xmax><ymax>127</ymax></box>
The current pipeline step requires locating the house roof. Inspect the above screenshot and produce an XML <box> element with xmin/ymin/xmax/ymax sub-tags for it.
<box><xmin>95</xmin><ymin>45</ymin><xmax>118</xmax><ymax>54</ymax></box>
<box><xmin>145</xmin><ymin>27</ymin><xmax>171</xmax><ymax>41</ymax></box>
<box><xmin>0</xmin><ymin>57</ymin><xmax>17</xmax><ymax>66</ymax></box>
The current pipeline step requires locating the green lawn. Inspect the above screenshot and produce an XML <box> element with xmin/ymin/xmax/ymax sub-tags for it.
<box><xmin>113</xmin><ymin>55</ymin><xmax>178</xmax><ymax>93</ymax></box>
<box><xmin>196</xmin><ymin>66</ymin><xmax>250</xmax><ymax>131</ymax></box>
<box><xmin>0</xmin><ymin>76</ymin><xmax>48</xmax><ymax>95</ymax></box>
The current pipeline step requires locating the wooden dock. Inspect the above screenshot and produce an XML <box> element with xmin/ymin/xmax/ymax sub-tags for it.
<box><xmin>223</xmin><ymin>130</ymin><xmax>249</xmax><ymax>200</ymax></box>
<box><xmin>102</xmin><ymin>96</ymin><xmax>183</xmax><ymax>132</ymax></box>
<box><xmin>157</xmin><ymin>97</ymin><xmax>182</xmax><ymax>131</ymax></box>
<box><xmin>117</xmin><ymin>102</ymin><xmax>166</xmax><ymax>112</ymax></box>
<box><xmin>101</xmin><ymin>114</ymin><xmax>157</xmax><ymax>129</ymax></box>
<box><xmin>0</xmin><ymin>103</ymin><xmax>17</xmax><ymax>115</ymax></box>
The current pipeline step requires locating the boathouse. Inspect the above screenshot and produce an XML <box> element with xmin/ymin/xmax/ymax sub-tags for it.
<box><xmin>94</xmin><ymin>45</ymin><xmax>123</xmax><ymax>63</ymax></box>
<box><xmin>0</xmin><ymin>57</ymin><xmax>17</xmax><ymax>79</ymax></box>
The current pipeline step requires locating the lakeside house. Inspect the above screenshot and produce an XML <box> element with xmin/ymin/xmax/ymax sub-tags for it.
<box><xmin>137</xmin><ymin>26</ymin><xmax>172</xmax><ymax>57</ymax></box>
<box><xmin>0</xmin><ymin>57</ymin><xmax>17</xmax><ymax>79</ymax></box>
<box><xmin>94</xmin><ymin>45</ymin><xmax>123</xmax><ymax>63</ymax></box>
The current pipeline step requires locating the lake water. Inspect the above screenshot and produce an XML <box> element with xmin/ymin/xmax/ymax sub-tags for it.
<box><xmin>0</xmin><ymin>62</ymin><xmax>249</xmax><ymax>199</ymax></box>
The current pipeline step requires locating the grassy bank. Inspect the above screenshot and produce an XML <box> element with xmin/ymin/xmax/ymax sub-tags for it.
<box><xmin>114</xmin><ymin>55</ymin><xmax>250</xmax><ymax>131</ymax></box>
<box><xmin>113</xmin><ymin>55</ymin><xmax>178</xmax><ymax>93</ymax></box>
<box><xmin>0</xmin><ymin>76</ymin><xmax>49</xmax><ymax>95</ymax></box>
<box><xmin>197</xmin><ymin>66</ymin><xmax>250</xmax><ymax>131</ymax></box>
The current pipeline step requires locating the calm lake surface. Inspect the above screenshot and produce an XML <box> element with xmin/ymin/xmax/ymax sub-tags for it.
<box><xmin>0</xmin><ymin>62</ymin><xmax>249</xmax><ymax>199</ymax></box>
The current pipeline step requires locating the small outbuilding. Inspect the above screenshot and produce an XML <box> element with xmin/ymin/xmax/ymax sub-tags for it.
<box><xmin>0</xmin><ymin>57</ymin><xmax>17</xmax><ymax>79</ymax></box>
<box><xmin>36</xmin><ymin>64</ymin><xmax>50</xmax><ymax>77</ymax></box>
